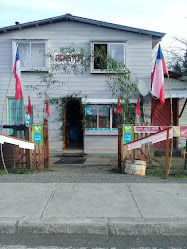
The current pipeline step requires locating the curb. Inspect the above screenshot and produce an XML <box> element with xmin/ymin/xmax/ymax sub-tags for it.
<box><xmin>0</xmin><ymin>217</ymin><xmax>187</xmax><ymax>235</ymax></box>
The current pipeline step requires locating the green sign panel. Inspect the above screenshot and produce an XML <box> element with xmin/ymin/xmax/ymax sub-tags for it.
<box><xmin>32</xmin><ymin>125</ymin><xmax>43</xmax><ymax>146</ymax></box>
<box><xmin>123</xmin><ymin>125</ymin><xmax>134</xmax><ymax>145</ymax></box>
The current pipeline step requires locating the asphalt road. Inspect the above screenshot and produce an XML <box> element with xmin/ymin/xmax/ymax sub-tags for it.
<box><xmin>0</xmin><ymin>234</ymin><xmax>187</xmax><ymax>248</ymax></box>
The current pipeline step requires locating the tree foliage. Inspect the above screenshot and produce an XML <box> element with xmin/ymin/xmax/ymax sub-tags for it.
<box><xmin>164</xmin><ymin>36</ymin><xmax>187</xmax><ymax>76</ymax></box>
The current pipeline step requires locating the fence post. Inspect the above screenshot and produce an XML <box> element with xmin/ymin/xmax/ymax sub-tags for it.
<box><xmin>118</xmin><ymin>122</ymin><xmax>122</xmax><ymax>169</ymax></box>
<box><xmin>122</xmin><ymin>144</ymin><xmax>125</xmax><ymax>173</ymax></box>
<box><xmin>29</xmin><ymin>125</ymin><xmax>33</xmax><ymax>169</ymax></box>
<box><xmin>38</xmin><ymin>144</ymin><xmax>42</xmax><ymax>172</ymax></box>
<box><xmin>44</xmin><ymin>119</ymin><xmax>50</xmax><ymax>168</ymax></box>
<box><xmin>33</xmin><ymin>146</ymin><xmax>36</xmax><ymax>170</ymax></box>
<box><xmin>135</xmin><ymin>123</ymin><xmax>139</xmax><ymax>159</ymax></box>
<box><xmin>140</xmin><ymin>123</ymin><xmax>143</xmax><ymax>160</ymax></box>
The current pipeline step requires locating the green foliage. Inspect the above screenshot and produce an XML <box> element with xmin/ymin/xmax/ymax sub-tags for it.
<box><xmin>0</xmin><ymin>170</ymin><xmax>7</xmax><ymax>175</ymax></box>
<box><xmin>12</xmin><ymin>168</ymin><xmax>35</xmax><ymax>174</ymax></box>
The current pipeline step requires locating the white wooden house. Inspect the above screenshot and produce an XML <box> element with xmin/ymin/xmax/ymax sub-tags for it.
<box><xmin>0</xmin><ymin>14</ymin><xmax>165</xmax><ymax>154</ymax></box>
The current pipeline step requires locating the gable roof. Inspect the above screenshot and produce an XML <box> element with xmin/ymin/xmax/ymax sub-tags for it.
<box><xmin>0</xmin><ymin>13</ymin><xmax>165</xmax><ymax>47</ymax></box>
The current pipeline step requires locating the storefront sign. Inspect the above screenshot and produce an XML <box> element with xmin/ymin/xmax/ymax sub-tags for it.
<box><xmin>54</xmin><ymin>53</ymin><xmax>83</xmax><ymax>64</ymax></box>
<box><xmin>180</xmin><ymin>126</ymin><xmax>187</xmax><ymax>137</ymax></box>
<box><xmin>134</xmin><ymin>126</ymin><xmax>168</xmax><ymax>133</ymax></box>
<box><xmin>32</xmin><ymin>125</ymin><xmax>43</xmax><ymax>146</ymax></box>
<box><xmin>123</xmin><ymin>125</ymin><xmax>134</xmax><ymax>145</ymax></box>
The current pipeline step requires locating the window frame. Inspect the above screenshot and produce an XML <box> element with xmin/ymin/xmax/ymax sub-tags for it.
<box><xmin>91</xmin><ymin>41</ymin><xmax>126</xmax><ymax>73</ymax></box>
<box><xmin>8</xmin><ymin>98</ymin><xmax>24</xmax><ymax>135</ymax></box>
<box><xmin>12</xmin><ymin>40</ymin><xmax>49</xmax><ymax>71</ymax></box>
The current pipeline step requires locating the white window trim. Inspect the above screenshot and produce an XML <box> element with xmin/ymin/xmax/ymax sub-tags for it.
<box><xmin>12</xmin><ymin>40</ymin><xmax>49</xmax><ymax>71</ymax></box>
<box><xmin>90</xmin><ymin>41</ymin><xmax>126</xmax><ymax>73</ymax></box>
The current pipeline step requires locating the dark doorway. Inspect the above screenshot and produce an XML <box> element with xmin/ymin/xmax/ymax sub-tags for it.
<box><xmin>65</xmin><ymin>99</ymin><xmax>83</xmax><ymax>150</ymax></box>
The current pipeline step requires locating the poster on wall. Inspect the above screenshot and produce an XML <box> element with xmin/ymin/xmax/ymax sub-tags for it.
<box><xmin>123</xmin><ymin>125</ymin><xmax>134</xmax><ymax>145</ymax></box>
<box><xmin>32</xmin><ymin>125</ymin><xmax>43</xmax><ymax>146</ymax></box>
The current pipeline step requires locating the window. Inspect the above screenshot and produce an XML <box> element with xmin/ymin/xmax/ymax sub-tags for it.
<box><xmin>8</xmin><ymin>98</ymin><xmax>23</xmax><ymax>135</ymax></box>
<box><xmin>91</xmin><ymin>42</ymin><xmax>126</xmax><ymax>72</ymax></box>
<box><xmin>12</xmin><ymin>40</ymin><xmax>48</xmax><ymax>71</ymax></box>
<box><xmin>85</xmin><ymin>105</ymin><xmax>118</xmax><ymax>131</ymax></box>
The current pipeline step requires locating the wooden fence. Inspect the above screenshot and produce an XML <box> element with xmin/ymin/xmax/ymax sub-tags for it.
<box><xmin>122</xmin><ymin>123</ymin><xmax>153</xmax><ymax>173</ymax></box>
<box><xmin>10</xmin><ymin>120</ymin><xmax>50</xmax><ymax>172</ymax></box>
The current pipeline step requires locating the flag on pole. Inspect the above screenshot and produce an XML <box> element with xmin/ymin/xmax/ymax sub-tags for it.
<box><xmin>13</xmin><ymin>47</ymin><xmax>23</xmax><ymax>101</ymax></box>
<box><xmin>46</xmin><ymin>96</ymin><xmax>49</xmax><ymax>116</ymax></box>
<box><xmin>28</xmin><ymin>95</ymin><xmax>32</xmax><ymax>115</ymax></box>
<box><xmin>151</xmin><ymin>44</ymin><xmax>168</xmax><ymax>105</ymax></box>
<box><xmin>115</xmin><ymin>97</ymin><xmax>122</xmax><ymax>115</ymax></box>
<box><xmin>135</xmin><ymin>97</ymin><xmax>141</xmax><ymax>116</ymax></box>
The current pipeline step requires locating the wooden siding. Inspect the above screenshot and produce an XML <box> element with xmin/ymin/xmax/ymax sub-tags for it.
<box><xmin>0</xmin><ymin>20</ymin><xmax>153</xmax><ymax>153</ymax></box>
<box><xmin>85</xmin><ymin>135</ymin><xmax>118</xmax><ymax>154</ymax></box>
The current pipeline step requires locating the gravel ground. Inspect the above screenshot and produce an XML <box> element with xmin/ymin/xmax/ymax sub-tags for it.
<box><xmin>0</xmin><ymin>158</ymin><xmax>187</xmax><ymax>183</ymax></box>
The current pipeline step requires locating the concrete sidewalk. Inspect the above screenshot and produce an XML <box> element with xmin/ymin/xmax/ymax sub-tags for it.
<box><xmin>0</xmin><ymin>182</ymin><xmax>187</xmax><ymax>235</ymax></box>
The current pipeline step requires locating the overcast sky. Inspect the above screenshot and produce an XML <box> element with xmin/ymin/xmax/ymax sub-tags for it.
<box><xmin>0</xmin><ymin>0</ymin><xmax>186</xmax><ymax>48</ymax></box>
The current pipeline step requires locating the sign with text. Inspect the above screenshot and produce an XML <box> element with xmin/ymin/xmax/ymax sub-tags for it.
<box><xmin>54</xmin><ymin>53</ymin><xmax>83</xmax><ymax>64</ymax></box>
<box><xmin>180</xmin><ymin>126</ymin><xmax>187</xmax><ymax>137</ymax></box>
<box><xmin>32</xmin><ymin>125</ymin><xmax>43</xmax><ymax>146</ymax></box>
<box><xmin>123</xmin><ymin>125</ymin><xmax>134</xmax><ymax>145</ymax></box>
<box><xmin>134</xmin><ymin>126</ymin><xmax>168</xmax><ymax>133</ymax></box>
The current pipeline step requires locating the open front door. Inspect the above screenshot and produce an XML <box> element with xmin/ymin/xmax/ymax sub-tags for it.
<box><xmin>63</xmin><ymin>99</ymin><xmax>83</xmax><ymax>151</ymax></box>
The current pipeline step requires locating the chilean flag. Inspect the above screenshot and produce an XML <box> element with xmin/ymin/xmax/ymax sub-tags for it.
<box><xmin>151</xmin><ymin>44</ymin><xmax>168</xmax><ymax>105</ymax></box>
<box><xmin>13</xmin><ymin>47</ymin><xmax>23</xmax><ymax>101</ymax></box>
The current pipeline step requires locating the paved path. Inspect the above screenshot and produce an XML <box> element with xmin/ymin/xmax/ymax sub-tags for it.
<box><xmin>0</xmin><ymin>182</ymin><xmax>187</xmax><ymax>235</ymax></box>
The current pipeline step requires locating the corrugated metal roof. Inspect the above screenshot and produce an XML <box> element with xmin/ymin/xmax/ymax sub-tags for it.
<box><xmin>0</xmin><ymin>13</ymin><xmax>165</xmax><ymax>40</ymax></box>
<box><xmin>165</xmin><ymin>89</ymin><xmax>187</xmax><ymax>99</ymax></box>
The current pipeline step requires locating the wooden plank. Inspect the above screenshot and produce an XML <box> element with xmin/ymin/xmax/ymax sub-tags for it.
<box><xmin>46</xmin><ymin>121</ymin><xmax>50</xmax><ymax>168</ymax></box>
<box><xmin>15</xmin><ymin>132</ymin><xmax>19</xmax><ymax>169</ymax></box>
<box><xmin>122</xmin><ymin>144</ymin><xmax>125</xmax><ymax>174</ymax></box>
<box><xmin>118</xmin><ymin>125</ymin><xmax>122</xmax><ymax>169</ymax></box>
<box><xmin>24</xmin><ymin>130</ymin><xmax>28</xmax><ymax>168</ymax></box>
<box><xmin>127</xmin><ymin>147</ymin><xmax>129</xmax><ymax>159</ymax></box>
<box><xmin>140</xmin><ymin>123</ymin><xmax>143</xmax><ymax>160</ymax></box>
<box><xmin>38</xmin><ymin>144</ymin><xmax>42</xmax><ymax>173</ymax></box>
<box><xmin>135</xmin><ymin>123</ymin><xmax>139</xmax><ymax>159</ymax></box>
<box><xmin>29</xmin><ymin>125</ymin><xmax>33</xmax><ymax>169</ymax></box>
<box><xmin>33</xmin><ymin>146</ymin><xmax>36</xmax><ymax>170</ymax></box>
<box><xmin>42</xmin><ymin>145</ymin><xmax>45</xmax><ymax>169</ymax></box>
<box><xmin>165</xmin><ymin>128</ymin><xmax>170</xmax><ymax>178</ymax></box>
<box><xmin>63</xmin><ymin>108</ymin><xmax>67</xmax><ymax>150</ymax></box>
<box><xmin>19</xmin><ymin>132</ymin><xmax>24</xmax><ymax>167</ymax></box>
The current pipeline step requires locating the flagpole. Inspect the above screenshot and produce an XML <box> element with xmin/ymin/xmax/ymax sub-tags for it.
<box><xmin>167</xmin><ymin>73</ymin><xmax>173</xmax><ymax>126</ymax></box>
<box><xmin>167</xmin><ymin>72</ymin><xmax>173</xmax><ymax>175</ymax></box>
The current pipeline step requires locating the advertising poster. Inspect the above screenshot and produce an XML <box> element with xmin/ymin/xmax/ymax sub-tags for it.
<box><xmin>32</xmin><ymin>125</ymin><xmax>43</xmax><ymax>146</ymax></box>
<box><xmin>123</xmin><ymin>125</ymin><xmax>134</xmax><ymax>145</ymax></box>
